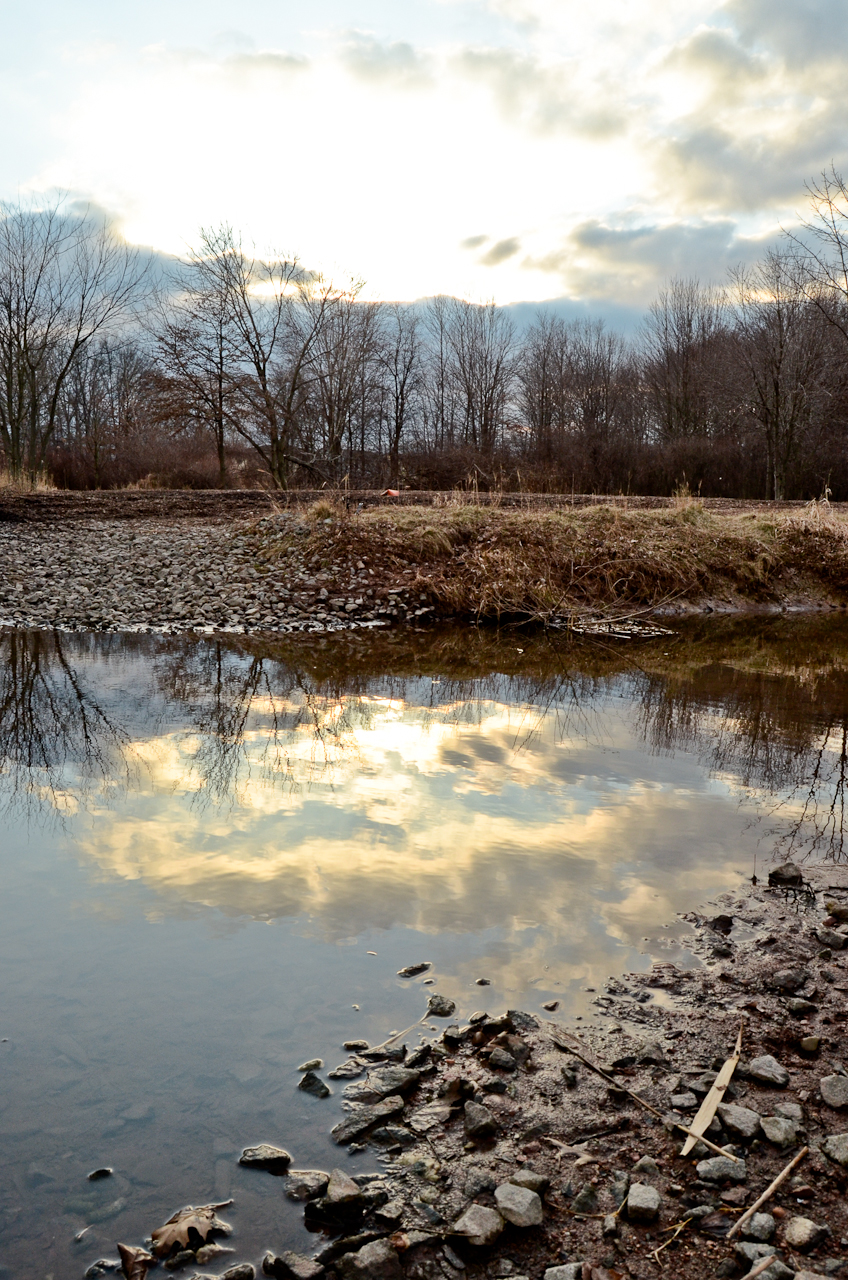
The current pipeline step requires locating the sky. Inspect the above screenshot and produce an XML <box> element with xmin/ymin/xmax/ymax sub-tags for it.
<box><xmin>4</xmin><ymin>0</ymin><xmax>848</xmax><ymax>317</ymax></box>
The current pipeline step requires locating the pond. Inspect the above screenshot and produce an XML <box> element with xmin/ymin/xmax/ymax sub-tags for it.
<box><xmin>1</xmin><ymin>617</ymin><xmax>847</xmax><ymax>1278</ymax></box>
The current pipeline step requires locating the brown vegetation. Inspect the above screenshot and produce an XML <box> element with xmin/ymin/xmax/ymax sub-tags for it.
<box><xmin>258</xmin><ymin>497</ymin><xmax>848</xmax><ymax>620</ymax></box>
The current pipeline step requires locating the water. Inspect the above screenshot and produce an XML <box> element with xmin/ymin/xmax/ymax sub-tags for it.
<box><xmin>1</xmin><ymin>617</ymin><xmax>847</xmax><ymax>1278</ymax></box>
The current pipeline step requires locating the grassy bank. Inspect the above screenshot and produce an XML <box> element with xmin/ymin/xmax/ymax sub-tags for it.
<box><xmin>256</xmin><ymin>496</ymin><xmax>848</xmax><ymax>621</ymax></box>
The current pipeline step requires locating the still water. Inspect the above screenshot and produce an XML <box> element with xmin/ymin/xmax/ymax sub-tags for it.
<box><xmin>1</xmin><ymin>619</ymin><xmax>847</xmax><ymax>1278</ymax></box>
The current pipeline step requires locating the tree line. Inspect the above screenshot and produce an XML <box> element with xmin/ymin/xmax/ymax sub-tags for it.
<box><xmin>5</xmin><ymin>172</ymin><xmax>848</xmax><ymax>498</ymax></box>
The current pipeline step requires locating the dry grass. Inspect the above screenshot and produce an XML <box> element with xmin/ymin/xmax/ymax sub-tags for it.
<box><xmin>0</xmin><ymin>467</ymin><xmax>57</xmax><ymax>493</ymax></box>
<box><xmin>258</xmin><ymin>503</ymin><xmax>848</xmax><ymax>620</ymax></box>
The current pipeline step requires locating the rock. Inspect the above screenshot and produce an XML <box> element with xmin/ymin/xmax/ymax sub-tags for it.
<box><xmin>409</xmin><ymin>1101</ymin><xmax>452</xmax><ymax>1133</ymax></box>
<box><xmin>636</xmin><ymin>1040</ymin><xmax>667</xmax><ymax>1064</ymax></box>
<box><xmin>816</xmin><ymin>928</ymin><xmax>846</xmax><ymax>950</ymax></box>
<box><xmin>298</xmin><ymin>1058</ymin><xmax>323</xmax><ymax>1071</ymax></box>
<box><xmin>784</xmin><ymin>1217</ymin><xmax>829</xmax><ymax>1251</ymax></box>
<box><xmin>570</xmin><ymin>1184</ymin><xmax>599</xmax><ymax>1215</ymax></box>
<box><xmin>405</xmin><ymin>1045</ymin><xmax>431</xmax><ymax>1069</ymax></box>
<box><xmin>364</xmin><ymin>1066</ymin><xmax>421</xmax><ymax>1097</ymax></box>
<box><xmin>298</xmin><ymin>1070</ymin><xmax>330</xmax><ymax>1098</ymax></box>
<box><xmin>284</xmin><ymin>1170</ymin><xmax>330</xmax><ymax>1201</ymax></box>
<box><xmin>627</xmin><ymin>1183</ymin><xmax>661</xmax><ymax>1223</ymax></box>
<box><xmin>374</xmin><ymin>1200</ymin><xmax>404</xmax><ymax>1225</ymax></box>
<box><xmin>696</xmin><ymin>1155</ymin><xmax>748</xmax><ymax>1184</ymax></box>
<box><xmin>795</xmin><ymin>1272</ymin><xmax>835</xmax><ymax>1280</ymax></box>
<box><xmin>331</xmin><ymin>1095</ymin><xmax>405</xmax><ymax>1144</ymax></box>
<box><xmin>735</xmin><ymin>1243</ymin><xmax>778</xmax><ymax>1265</ymax></box>
<box><xmin>760</xmin><ymin>1116</ymin><xmax>798</xmax><ymax>1148</ymax></box>
<box><xmin>748</xmin><ymin>1055</ymin><xmax>790</xmax><ymax>1087</ymax></box>
<box><xmin>398</xmin><ymin>963</ymin><xmax>432</xmax><ymax>977</ymax></box>
<box><xmin>509</xmin><ymin>1169</ymin><xmax>549</xmax><ymax>1194</ymax></box>
<box><xmin>84</xmin><ymin>1263</ymin><xmax>120</xmax><ymax>1279</ymax></box>
<box><xmin>544</xmin><ymin>1268</ymin><xmax>583</xmax><ymax>1280</ymax></box>
<box><xmin>488</xmin><ymin>1047</ymin><xmax>517</xmax><ymax>1071</ymax></box>
<box><xmin>769</xmin><ymin>969</ymin><xmax>808</xmax><ymax>993</ymax></box>
<box><xmin>800</xmin><ymin>1037</ymin><xmax>821</xmax><ymax>1053</ymax></box>
<box><xmin>196</xmin><ymin>1245</ymin><xmax>235</xmax><ymax>1265</ymax></box>
<box><xmin>239</xmin><ymin>1144</ymin><xmax>292</xmax><ymax>1172</ymax></box>
<box><xmin>745</xmin><ymin>1264</ymin><xmax>793</xmax><ymax>1280</ymax></box>
<box><xmin>769</xmin><ymin>862</ymin><xmax>803</xmax><ymax>886</ymax></box>
<box><xmin>221</xmin><ymin>1267</ymin><xmax>256</xmax><ymax>1280</ymax></box>
<box><xmin>371</xmin><ymin>1125</ymin><xmax>416</xmax><ymax>1148</ymax></box>
<box><xmin>820</xmin><ymin>1075</ymin><xmax>848</xmax><ymax>1108</ymax></box>
<box><xmin>775</xmin><ymin>1102</ymin><xmax>803</xmax><ymax>1121</ymax></box>
<box><xmin>328</xmin><ymin>1059</ymin><xmax>367</xmax><ymax>1079</ymax></box>
<box><xmin>326</xmin><ymin>1168</ymin><xmax>364</xmax><ymax>1204</ymax></box>
<box><xmin>343</xmin><ymin>1040</ymin><xmax>369</xmax><ymax>1052</ymax></box>
<box><xmin>451</xmin><ymin>1204</ymin><xmax>505</xmax><ymax>1246</ymax></box>
<box><xmin>671</xmin><ymin>1091</ymin><xmax>698</xmax><ymax>1110</ymax></box>
<box><xmin>427</xmin><ymin>995</ymin><xmax>456</xmax><ymax>1017</ymax></box>
<box><xmin>494</xmin><ymin>1184</ymin><xmax>543</xmax><ymax>1227</ymax></box>
<box><xmin>87</xmin><ymin>1168</ymin><xmax>113</xmax><ymax>1180</ymax></box>
<box><xmin>335</xmin><ymin>1240</ymin><xmax>402</xmax><ymax>1279</ymax></box>
<box><xmin>788</xmin><ymin>999</ymin><xmax>819</xmax><ymax>1016</ymax></box>
<box><xmin>822</xmin><ymin>1133</ymin><xmax>848</xmax><ymax>1166</ymax></box>
<box><xmin>464</xmin><ymin>1100</ymin><xmax>498</xmax><ymax>1140</ymax></box>
<box><xmin>743</xmin><ymin>1214</ymin><xmax>776</xmax><ymax>1242</ymax></box>
<box><xmin>603</xmin><ymin>1212</ymin><xmax>619</xmax><ymax>1238</ymax></box>
<box><xmin>632</xmin><ymin>1155</ymin><xmax>660</xmax><ymax>1176</ymax></box>
<box><xmin>717</xmin><ymin>1104</ymin><xmax>762</xmax><ymax>1140</ymax></box>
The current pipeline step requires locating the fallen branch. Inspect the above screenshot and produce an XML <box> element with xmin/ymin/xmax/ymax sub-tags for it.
<box><xmin>547</xmin><ymin>1024</ymin><xmax>740</xmax><ymax>1162</ymax></box>
<box><xmin>726</xmin><ymin>1147</ymin><xmax>809</xmax><ymax>1239</ymax></box>
<box><xmin>681</xmin><ymin>1024</ymin><xmax>743</xmax><ymax>1156</ymax></box>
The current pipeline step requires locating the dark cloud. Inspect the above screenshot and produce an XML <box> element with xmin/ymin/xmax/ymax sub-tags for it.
<box><xmin>727</xmin><ymin>0</ymin><xmax>848</xmax><ymax>67</ymax></box>
<box><xmin>339</xmin><ymin>34</ymin><xmax>432</xmax><ymax>87</ymax></box>
<box><xmin>526</xmin><ymin>218</ymin><xmax>783</xmax><ymax>304</ymax></box>
<box><xmin>453</xmin><ymin>48</ymin><xmax>625</xmax><ymax>139</ymax></box>
<box><xmin>664</xmin><ymin>25</ymin><xmax>766</xmax><ymax>92</ymax></box>
<box><xmin>461</xmin><ymin>234</ymin><xmax>489</xmax><ymax>250</ymax></box>
<box><xmin>480</xmin><ymin>236</ymin><xmax>520</xmax><ymax>265</ymax></box>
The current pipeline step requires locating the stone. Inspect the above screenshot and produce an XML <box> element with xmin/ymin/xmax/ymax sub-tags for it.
<box><xmin>570</xmin><ymin>1184</ymin><xmax>598</xmax><ymax>1214</ymax></box>
<box><xmin>769</xmin><ymin>969</ymin><xmax>809</xmax><ymax>993</ymax></box>
<box><xmin>775</xmin><ymin>1102</ymin><xmax>803</xmax><ymax>1121</ymax></box>
<box><xmin>820</xmin><ymin>1075</ymin><xmax>848</xmax><ymax>1108</ymax></box>
<box><xmin>494</xmin><ymin>1184</ymin><xmax>543</xmax><ymax>1227</ymax></box>
<box><xmin>760</xmin><ymin>1116</ymin><xmax>798</xmax><ymax>1148</ymax></box>
<box><xmin>696</xmin><ymin>1155</ymin><xmax>748</xmax><ymax>1184</ymax></box>
<box><xmin>509</xmin><ymin>1169</ymin><xmax>549</xmax><ymax>1194</ymax></box>
<box><xmin>735</xmin><ymin>1243</ymin><xmax>778</xmax><ymax>1265</ymax></box>
<box><xmin>451</xmin><ymin>1204</ymin><xmax>505</xmax><ymax>1246</ymax></box>
<box><xmin>544</xmin><ymin>1268</ymin><xmax>583</xmax><ymax>1280</ymax></box>
<box><xmin>398</xmin><ymin>963</ymin><xmax>431</xmax><ymax>977</ymax></box>
<box><xmin>427</xmin><ymin>995</ymin><xmax>456</xmax><ymax>1017</ymax></box>
<box><xmin>344</xmin><ymin>1040</ymin><xmax>369</xmax><ymax>1052</ymax></box>
<box><xmin>603</xmin><ymin>1213</ymin><xmax>619</xmax><ymax>1238</ymax></box>
<box><xmin>801</xmin><ymin>1037</ymin><xmax>821</xmax><ymax>1053</ymax></box>
<box><xmin>464</xmin><ymin>1100</ymin><xmax>498</xmax><ymax>1140</ymax></box>
<box><xmin>262</xmin><ymin>1254</ymin><xmax>325</xmax><ymax>1280</ymax></box>
<box><xmin>769</xmin><ymin>862</ymin><xmax>803</xmax><ymax>886</ymax></box>
<box><xmin>748</xmin><ymin>1055</ymin><xmax>790</xmax><ymax>1087</ymax></box>
<box><xmin>795</xmin><ymin>1273</ymin><xmax>835</xmax><ymax>1280</ymax></box>
<box><xmin>627</xmin><ymin>1183</ymin><xmax>661</xmax><ymax>1223</ymax></box>
<box><xmin>364</xmin><ymin>1066</ymin><xmax>421</xmax><ymax>1097</ymax></box>
<box><xmin>784</xmin><ymin>1217</ymin><xmax>829</xmax><ymax>1252</ymax></box>
<box><xmin>335</xmin><ymin>1239</ymin><xmax>402</xmax><ymax>1279</ymax></box>
<box><xmin>636</xmin><ymin>1040</ymin><xmax>667</xmax><ymax>1064</ymax></box>
<box><xmin>222</xmin><ymin>1268</ymin><xmax>256</xmax><ymax>1280</ymax></box>
<box><xmin>788</xmin><ymin>999</ymin><xmax>819</xmax><ymax>1016</ymax></box>
<box><xmin>816</xmin><ymin>928</ymin><xmax>846</xmax><ymax>950</ymax></box>
<box><xmin>331</xmin><ymin>1095</ymin><xmax>405</xmax><ymax>1144</ymax></box>
<box><xmin>328</xmin><ymin>1058</ymin><xmax>367</xmax><ymax>1079</ymax></box>
<box><xmin>284</xmin><ymin>1170</ymin><xmax>330</xmax><ymax>1201</ymax></box>
<box><xmin>743</xmin><ymin>1214</ymin><xmax>776</xmax><ymax>1242</ymax></box>
<box><xmin>822</xmin><ymin>1133</ymin><xmax>848</xmax><ymax>1166</ymax></box>
<box><xmin>239</xmin><ymin>1144</ymin><xmax>292</xmax><ymax>1172</ymax></box>
<box><xmin>374</xmin><ymin>1200</ymin><xmax>404</xmax><ymax>1225</ymax></box>
<box><xmin>488</xmin><ymin>1047</ymin><xmax>517</xmax><ymax>1071</ymax></box>
<box><xmin>671</xmin><ymin>1091</ymin><xmax>698</xmax><ymax>1110</ymax></box>
<box><xmin>717</xmin><ymin>1104</ymin><xmax>762</xmax><ymax>1140</ymax></box>
<box><xmin>298</xmin><ymin>1058</ymin><xmax>323</xmax><ymax>1071</ymax></box>
<box><xmin>632</xmin><ymin>1155</ymin><xmax>660</xmax><ymax>1176</ymax></box>
<box><xmin>298</xmin><ymin>1070</ymin><xmax>330</xmax><ymax>1098</ymax></box>
<box><xmin>325</xmin><ymin>1168</ymin><xmax>363</xmax><ymax>1204</ymax></box>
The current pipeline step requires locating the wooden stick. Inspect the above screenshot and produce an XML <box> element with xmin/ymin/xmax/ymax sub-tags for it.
<box><xmin>726</xmin><ymin>1147</ymin><xmax>809</xmax><ymax>1239</ymax></box>
<box><xmin>744</xmin><ymin>1256</ymin><xmax>778</xmax><ymax>1279</ymax></box>
<box><xmin>681</xmin><ymin>1024</ymin><xmax>743</xmax><ymax>1156</ymax></box>
<box><xmin>547</xmin><ymin>1025</ymin><xmax>740</xmax><ymax>1162</ymax></box>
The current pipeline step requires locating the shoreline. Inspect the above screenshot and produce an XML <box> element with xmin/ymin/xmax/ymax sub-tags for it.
<box><xmin>2</xmin><ymin>499</ymin><xmax>848</xmax><ymax>636</ymax></box>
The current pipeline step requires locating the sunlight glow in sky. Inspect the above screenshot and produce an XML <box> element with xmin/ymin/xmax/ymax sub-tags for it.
<box><xmin>4</xmin><ymin>0</ymin><xmax>848</xmax><ymax>306</ymax></box>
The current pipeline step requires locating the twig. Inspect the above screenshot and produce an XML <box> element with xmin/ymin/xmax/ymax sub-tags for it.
<box><xmin>650</xmin><ymin>1216</ymin><xmax>693</xmax><ymax>1263</ymax></box>
<box><xmin>726</xmin><ymin>1147</ymin><xmax>809</xmax><ymax>1239</ymax></box>
<box><xmin>744</xmin><ymin>1256</ymin><xmax>778</xmax><ymax>1279</ymax></box>
<box><xmin>369</xmin><ymin>1012</ymin><xmax>429</xmax><ymax>1051</ymax></box>
<box><xmin>681</xmin><ymin>1024</ymin><xmax>743</xmax><ymax>1156</ymax></box>
<box><xmin>547</xmin><ymin>1024</ymin><xmax>740</xmax><ymax>1162</ymax></box>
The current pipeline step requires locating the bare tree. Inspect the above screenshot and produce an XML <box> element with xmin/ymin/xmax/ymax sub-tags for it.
<box><xmin>729</xmin><ymin>251</ymin><xmax>829</xmax><ymax>500</ymax></box>
<box><xmin>640</xmin><ymin>277</ymin><xmax>729</xmax><ymax>440</ymax></box>
<box><xmin>0</xmin><ymin>200</ymin><xmax>147</xmax><ymax>483</ymax></box>
<box><xmin>57</xmin><ymin>339</ymin><xmax>151</xmax><ymax>488</ymax></box>
<box><xmin>377</xmin><ymin>303</ymin><xmax>422</xmax><ymax>485</ymax></box>
<box><xmin>445</xmin><ymin>298</ymin><xmax>516</xmax><ymax>455</ymax></box>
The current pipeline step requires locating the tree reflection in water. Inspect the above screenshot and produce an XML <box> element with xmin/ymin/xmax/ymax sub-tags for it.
<box><xmin>1</xmin><ymin>619</ymin><xmax>848</xmax><ymax>862</ymax></box>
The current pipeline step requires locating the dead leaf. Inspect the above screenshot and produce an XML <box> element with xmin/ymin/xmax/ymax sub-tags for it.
<box><xmin>150</xmin><ymin>1201</ymin><xmax>233</xmax><ymax>1257</ymax></box>
<box><xmin>117</xmin><ymin>1243</ymin><xmax>154</xmax><ymax>1279</ymax></box>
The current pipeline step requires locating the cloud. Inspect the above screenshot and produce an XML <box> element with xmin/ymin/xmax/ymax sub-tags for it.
<box><xmin>338</xmin><ymin>34</ymin><xmax>433</xmax><ymax>88</ymax></box>
<box><xmin>526</xmin><ymin>217</ymin><xmax>781</xmax><ymax>302</ymax></box>
<box><xmin>480</xmin><ymin>236</ymin><xmax>520</xmax><ymax>265</ymax></box>
<box><xmin>726</xmin><ymin>0</ymin><xmax>848</xmax><ymax>67</ymax></box>
<box><xmin>461</xmin><ymin>234</ymin><xmax>489</xmax><ymax>249</ymax></box>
